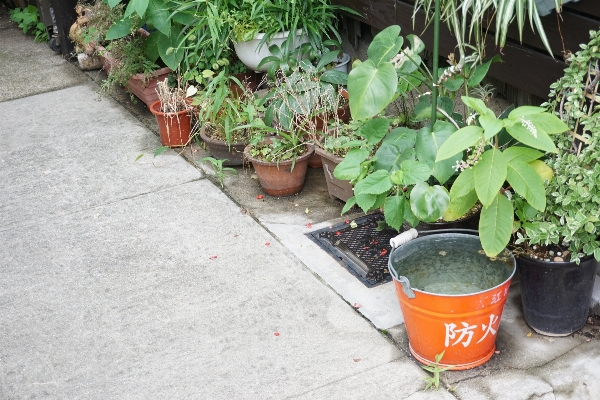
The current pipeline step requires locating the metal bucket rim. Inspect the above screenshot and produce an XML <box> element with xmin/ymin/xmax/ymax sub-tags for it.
<box><xmin>389</xmin><ymin>233</ymin><xmax>516</xmax><ymax>298</ymax></box>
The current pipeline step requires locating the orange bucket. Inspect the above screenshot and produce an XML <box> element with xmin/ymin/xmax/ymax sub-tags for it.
<box><xmin>389</xmin><ymin>232</ymin><xmax>515</xmax><ymax>370</ymax></box>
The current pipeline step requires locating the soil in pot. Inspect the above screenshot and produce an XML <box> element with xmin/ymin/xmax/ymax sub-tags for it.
<box><xmin>199</xmin><ymin>125</ymin><xmax>247</xmax><ymax>166</ymax></box>
<box><xmin>149</xmin><ymin>101</ymin><xmax>192</xmax><ymax>147</ymax></box>
<box><xmin>517</xmin><ymin>254</ymin><xmax>599</xmax><ymax>336</ymax></box>
<box><xmin>245</xmin><ymin>143</ymin><xmax>314</xmax><ymax>197</ymax></box>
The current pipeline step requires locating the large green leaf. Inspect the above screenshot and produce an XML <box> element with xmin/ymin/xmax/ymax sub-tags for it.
<box><xmin>502</xmin><ymin>146</ymin><xmax>543</xmax><ymax>164</ymax></box>
<box><xmin>144</xmin><ymin>30</ymin><xmax>160</xmax><ymax>62</ymax></box>
<box><xmin>461</xmin><ymin>96</ymin><xmax>493</xmax><ymax>117</ymax></box>
<box><xmin>105</xmin><ymin>17</ymin><xmax>133</xmax><ymax>40</ymax></box>
<box><xmin>436</xmin><ymin>126</ymin><xmax>483</xmax><ymax>162</ymax></box>
<box><xmin>383</xmin><ymin>126</ymin><xmax>417</xmax><ymax>147</ymax></box>
<box><xmin>505</xmin><ymin>123</ymin><xmax>557</xmax><ymax>153</ymax></box>
<box><xmin>320</xmin><ymin>70</ymin><xmax>348</xmax><ymax>85</ymax></box>
<box><xmin>414</xmin><ymin>121</ymin><xmax>457</xmax><ymax>185</ymax></box>
<box><xmin>341</xmin><ymin>196</ymin><xmax>356</xmax><ymax>215</ymax></box>
<box><xmin>479</xmin><ymin>194</ymin><xmax>513</xmax><ymax>257</ymax></box>
<box><xmin>333</xmin><ymin>149</ymin><xmax>369</xmax><ymax>181</ymax></box>
<box><xmin>508</xmin><ymin>106</ymin><xmax>546</xmax><ymax>118</ymax></box>
<box><xmin>107</xmin><ymin>0</ymin><xmax>122</xmax><ymax>7</ymax></box>
<box><xmin>409</xmin><ymin>183</ymin><xmax>450</xmax><ymax>222</ymax></box>
<box><xmin>443</xmin><ymin>189</ymin><xmax>478</xmax><ymax>221</ymax></box>
<box><xmin>359</xmin><ymin>117</ymin><xmax>390</xmax><ymax>145</ymax></box>
<box><xmin>384</xmin><ymin>194</ymin><xmax>407</xmax><ymax>231</ymax></box>
<box><xmin>399</xmin><ymin>160</ymin><xmax>432</xmax><ymax>185</ymax></box>
<box><xmin>347</xmin><ymin>60</ymin><xmax>397</xmax><ymax>120</ymax></box>
<box><xmin>450</xmin><ymin>167</ymin><xmax>475</xmax><ymax>198</ymax></box>
<box><xmin>473</xmin><ymin>148</ymin><xmax>507</xmax><ymax>207</ymax></box>
<box><xmin>157</xmin><ymin>31</ymin><xmax>184</xmax><ymax>70</ymax></box>
<box><xmin>506</xmin><ymin>160</ymin><xmax>546</xmax><ymax>211</ymax></box>
<box><xmin>479</xmin><ymin>114</ymin><xmax>504</xmax><ymax>139</ymax></box>
<box><xmin>467</xmin><ymin>55</ymin><xmax>501</xmax><ymax>88</ymax></box>
<box><xmin>146</xmin><ymin>0</ymin><xmax>170</xmax><ymax>35</ymax></box>
<box><xmin>354</xmin><ymin>188</ymin><xmax>378</xmax><ymax>213</ymax></box>
<box><xmin>356</xmin><ymin>170</ymin><xmax>393</xmax><ymax>195</ymax></box>
<box><xmin>367</xmin><ymin>25</ymin><xmax>403</xmax><ymax>67</ymax></box>
<box><xmin>373</xmin><ymin>143</ymin><xmax>414</xmax><ymax>172</ymax></box>
<box><xmin>134</xmin><ymin>0</ymin><xmax>149</xmax><ymax>17</ymax></box>
<box><xmin>526</xmin><ymin>112</ymin><xmax>569</xmax><ymax>134</ymax></box>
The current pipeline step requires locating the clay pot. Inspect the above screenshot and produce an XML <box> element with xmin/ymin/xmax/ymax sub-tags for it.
<box><xmin>149</xmin><ymin>101</ymin><xmax>192</xmax><ymax>147</ymax></box>
<box><xmin>127</xmin><ymin>67</ymin><xmax>172</xmax><ymax>109</ymax></box>
<box><xmin>315</xmin><ymin>147</ymin><xmax>353</xmax><ymax>202</ymax></box>
<box><xmin>199</xmin><ymin>125</ymin><xmax>248</xmax><ymax>166</ymax></box>
<box><xmin>244</xmin><ymin>143</ymin><xmax>314</xmax><ymax>197</ymax></box>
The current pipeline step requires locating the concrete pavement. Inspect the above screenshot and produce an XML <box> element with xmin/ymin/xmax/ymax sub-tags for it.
<box><xmin>1</xmin><ymin>6</ymin><xmax>600</xmax><ymax>399</ymax></box>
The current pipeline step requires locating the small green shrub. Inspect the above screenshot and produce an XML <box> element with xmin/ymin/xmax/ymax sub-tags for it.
<box><xmin>10</xmin><ymin>5</ymin><xmax>47</xmax><ymax>43</ymax></box>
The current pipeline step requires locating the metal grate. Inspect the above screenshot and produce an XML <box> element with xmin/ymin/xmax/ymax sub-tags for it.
<box><xmin>306</xmin><ymin>213</ymin><xmax>398</xmax><ymax>288</ymax></box>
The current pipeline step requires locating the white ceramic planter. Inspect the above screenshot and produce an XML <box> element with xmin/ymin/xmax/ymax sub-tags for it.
<box><xmin>233</xmin><ymin>29</ymin><xmax>309</xmax><ymax>71</ymax></box>
<box><xmin>333</xmin><ymin>53</ymin><xmax>351</xmax><ymax>73</ymax></box>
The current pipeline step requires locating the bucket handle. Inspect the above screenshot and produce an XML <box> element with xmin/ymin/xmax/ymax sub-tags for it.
<box><xmin>389</xmin><ymin>228</ymin><xmax>418</xmax><ymax>248</ymax></box>
<box><xmin>397</xmin><ymin>276</ymin><xmax>416</xmax><ymax>299</ymax></box>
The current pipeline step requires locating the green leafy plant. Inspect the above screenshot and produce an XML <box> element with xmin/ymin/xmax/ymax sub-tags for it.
<box><xmin>227</xmin><ymin>0</ymin><xmax>359</xmax><ymax>54</ymax></box>
<box><xmin>514</xmin><ymin>29</ymin><xmax>600</xmax><ymax>264</ymax></box>
<box><xmin>422</xmin><ymin>351</ymin><xmax>452</xmax><ymax>390</ymax></box>
<box><xmin>413</xmin><ymin>0</ymin><xmax>563</xmax><ymax>66</ymax></box>
<box><xmin>201</xmin><ymin>157</ymin><xmax>238</xmax><ymax>188</ymax></box>
<box><xmin>99</xmin><ymin>33</ymin><xmax>161</xmax><ymax>98</ymax></box>
<box><xmin>436</xmin><ymin>96</ymin><xmax>569</xmax><ymax>257</ymax></box>
<box><xmin>194</xmin><ymin>71</ymin><xmax>262</xmax><ymax>146</ymax></box>
<box><xmin>9</xmin><ymin>5</ymin><xmax>47</xmax><ymax>43</ymax></box>
<box><xmin>338</xmin><ymin>25</ymin><xmax>464</xmax><ymax>228</ymax></box>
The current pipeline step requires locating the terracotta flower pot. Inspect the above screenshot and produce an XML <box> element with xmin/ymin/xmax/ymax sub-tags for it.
<box><xmin>315</xmin><ymin>147</ymin><xmax>353</xmax><ymax>202</ymax></box>
<box><xmin>244</xmin><ymin>143</ymin><xmax>314</xmax><ymax>197</ymax></box>
<box><xmin>229</xmin><ymin>72</ymin><xmax>262</xmax><ymax>98</ymax></box>
<box><xmin>199</xmin><ymin>125</ymin><xmax>248</xmax><ymax>166</ymax></box>
<box><xmin>127</xmin><ymin>67</ymin><xmax>172</xmax><ymax>109</ymax></box>
<box><xmin>149</xmin><ymin>101</ymin><xmax>192</xmax><ymax>147</ymax></box>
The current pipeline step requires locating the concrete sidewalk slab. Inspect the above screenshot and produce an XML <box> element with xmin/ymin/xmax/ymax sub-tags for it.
<box><xmin>0</xmin><ymin>180</ymin><xmax>426</xmax><ymax>398</ymax></box>
<box><xmin>0</xmin><ymin>84</ymin><xmax>202</xmax><ymax>231</ymax></box>
<box><xmin>264</xmin><ymin>221</ymin><xmax>403</xmax><ymax>330</ymax></box>
<box><xmin>0</xmin><ymin>25</ymin><xmax>89</xmax><ymax>102</ymax></box>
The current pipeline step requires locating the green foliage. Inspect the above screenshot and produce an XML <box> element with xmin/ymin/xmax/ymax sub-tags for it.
<box><xmin>194</xmin><ymin>72</ymin><xmax>263</xmax><ymax>145</ymax></box>
<box><xmin>514</xmin><ymin>29</ymin><xmax>600</xmax><ymax>264</ymax></box>
<box><xmin>10</xmin><ymin>5</ymin><xmax>47</xmax><ymax>43</ymax></box>
<box><xmin>436</xmin><ymin>96</ymin><xmax>568</xmax><ymax>257</ymax></box>
<box><xmin>201</xmin><ymin>157</ymin><xmax>238</xmax><ymax>188</ymax></box>
<box><xmin>422</xmin><ymin>351</ymin><xmax>452</xmax><ymax>390</ymax></box>
<box><xmin>228</xmin><ymin>0</ymin><xmax>359</xmax><ymax>55</ymax></box>
<box><xmin>99</xmin><ymin>34</ymin><xmax>160</xmax><ymax>97</ymax></box>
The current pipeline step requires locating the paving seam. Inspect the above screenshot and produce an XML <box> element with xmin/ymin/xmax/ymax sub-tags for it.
<box><xmin>0</xmin><ymin>178</ymin><xmax>205</xmax><ymax>234</ymax></box>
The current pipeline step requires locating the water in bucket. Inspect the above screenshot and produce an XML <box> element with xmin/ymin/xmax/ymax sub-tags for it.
<box><xmin>390</xmin><ymin>234</ymin><xmax>514</xmax><ymax>295</ymax></box>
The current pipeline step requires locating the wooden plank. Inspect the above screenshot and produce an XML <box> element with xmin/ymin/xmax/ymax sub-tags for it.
<box><xmin>484</xmin><ymin>9</ymin><xmax>599</xmax><ymax>59</ymax></box>
<box><xmin>562</xmin><ymin>0</ymin><xmax>600</xmax><ymax>19</ymax></box>
<box><xmin>332</xmin><ymin>0</ymin><xmax>396</xmax><ymax>30</ymax></box>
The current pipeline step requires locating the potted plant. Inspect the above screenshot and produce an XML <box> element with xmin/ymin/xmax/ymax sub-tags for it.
<box><xmin>195</xmin><ymin>72</ymin><xmax>262</xmax><ymax>166</ymax></box>
<box><xmin>98</xmin><ymin>31</ymin><xmax>171</xmax><ymax>108</ymax></box>
<box><xmin>228</xmin><ymin>0</ymin><xmax>358</xmax><ymax>71</ymax></box>
<box><xmin>509</xmin><ymin>30</ymin><xmax>600</xmax><ymax>336</ymax></box>
<box><xmin>149</xmin><ymin>78</ymin><xmax>196</xmax><ymax>147</ymax></box>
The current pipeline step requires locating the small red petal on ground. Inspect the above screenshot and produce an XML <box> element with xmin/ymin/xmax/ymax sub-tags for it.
<box><xmin>256</xmin><ymin>194</ymin><xmax>264</xmax><ymax>199</ymax></box>
<box><xmin>353</xmin><ymin>359</ymin><xmax>361</xmax><ymax>362</ymax></box>
<box><xmin>209</xmin><ymin>255</ymin><xmax>218</xmax><ymax>260</ymax></box>
<box><xmin>380</xmin><ymin>249</ymin><xmax>388</xmax><ymax>256</ymax></box>
<box><xmin>364</xmin><ymin>246</ymin><xmax>369</xmax><ymax>250</ymax></box>
<box><xmin>345</xmin><ymin>220</ymin><xmax>350</xmax><ymax>224</ymax></box>
<box><xmin>265</xmin><ymin>242</ymin><xmax>271</xmax><ymax>246</ymax></box>
<box><xmin>335</xmin><ymin>231</ymin><xmax>342</xmax><ymax>236</ymax></box>
<box><xmin>495</xmin><ymin>350</ymin><xmax>501</xmax><ymax>354</ymax></box>
<box><xmin>306</xmin><ymin>223</ymin><xmax>312</xmax><ymax>228</ymax></box>
<box><xmin>274</xmin><ymin>332</ymin><xmax>280</xmax><ymax>336</ymax></box>
<box><xmin>353</xmin><ymin>303</ymin><xmax>362</xmax><ymax>309</ymax></box>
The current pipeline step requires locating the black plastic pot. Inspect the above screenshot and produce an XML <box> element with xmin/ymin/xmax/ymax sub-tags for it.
<box><xmin>402</xmin><ymin>207</ymin><xmax>480</xmax><ymax>232</ymax></box>
<box><xmin>517</xmin><ymin>255</ymin><xmax>599</xmax><ymax>336</ymax></box>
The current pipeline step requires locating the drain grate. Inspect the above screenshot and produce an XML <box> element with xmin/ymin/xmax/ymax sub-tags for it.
<box><xmin>306</xmin><ymin>213</ymin><xmax>399</xmax><ymax>288</ymax></box>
